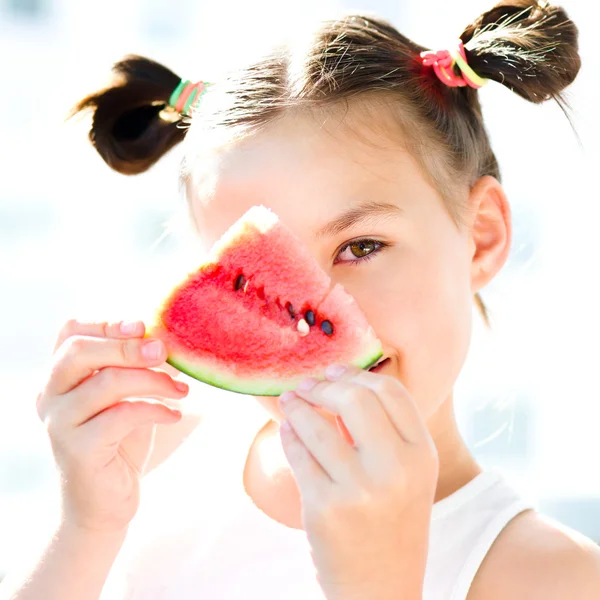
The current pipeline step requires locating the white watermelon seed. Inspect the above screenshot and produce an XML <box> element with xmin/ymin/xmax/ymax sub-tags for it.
<box><xmin>297</xmin><ymin>319</ymin><xmax>310</xmax><ymax>336</ymax></box>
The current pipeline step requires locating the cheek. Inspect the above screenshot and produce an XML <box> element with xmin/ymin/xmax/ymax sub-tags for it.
<box><xmin>349</xmin><ymin>248</ymin><xmax>473</xmax><ymax>418</ymax></box>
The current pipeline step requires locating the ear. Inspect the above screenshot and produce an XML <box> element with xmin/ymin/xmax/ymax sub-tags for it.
<box><xmin>468</xmin><ymin>176</ymin><xmax>512</xmax><ymax>294</ymax></box>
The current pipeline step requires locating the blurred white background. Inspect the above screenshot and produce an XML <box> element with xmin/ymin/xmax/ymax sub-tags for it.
<box><xmin>0</xmin><ymin>0</ymin><xmax>599</xmax><ymax>581</ymax></box>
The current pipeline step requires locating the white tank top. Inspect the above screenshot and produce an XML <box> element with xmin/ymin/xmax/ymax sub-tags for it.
<box><xmin>102</xmin><ymin>393</ymin><xmax>535</xmax><ymax>600</ymax></box>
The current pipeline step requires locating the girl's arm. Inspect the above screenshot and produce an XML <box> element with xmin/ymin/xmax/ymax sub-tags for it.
<box><xmin>1</xmin><ymin>319</ymin><xmax>188</xmax><ymax>599</ymax></box>
<box><xmin>0</xmin><ymin>409</ymin><xmax>203</xmax><ymax>600</ymax></box>
<box><xmin>0</xmin><ymin>522</ymin><xmax>127</xmax><ymax>600</ymax></box>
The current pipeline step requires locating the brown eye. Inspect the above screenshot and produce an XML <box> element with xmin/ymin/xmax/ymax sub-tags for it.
<box><xmin>349</xmin><ymin>240</ymin><xmax>377</xmax><ymax>258</ymax></box>
<box><xmin>335</xmin><ymin>238</ymin><xmax>387</xmax><ymax>265</ymax></box>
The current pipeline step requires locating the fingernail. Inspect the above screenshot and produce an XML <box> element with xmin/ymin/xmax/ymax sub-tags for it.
<box><xmin>174</xmin><ymin>381</ymin><xmax>189</xmax><ymax>393</ymax></box>
<box><xmin>169</xmin><ymin>408</ymin><xmax>182</xmax><ymax>419</ymax></box>
<box><xmin>279</xmin><ymin>391</ymin><xmax>296</xmax><ymax>405</ymax></box>
<box><xmin>297</xmin><ymin>378</ymin><xmax>318</xmax><ymax>392</ymax></box>
<box><xmin>120</xmin><ymin>320</ymin><xmax>139</xmax><ymax>335</ymax></box>
<box><xmin>280</xmin><ymin>420</ymin><xmax>292</xmax><ymax>432</ymax></box>
<box><xmin>325</xmin><ymin>364</ymin><xmax>347</xmax><ymax>379</ymax></box>
<box><xmin>142</xmin><ymin>340</ymin><xmax>164</xmax><ymax>361</ymax></box>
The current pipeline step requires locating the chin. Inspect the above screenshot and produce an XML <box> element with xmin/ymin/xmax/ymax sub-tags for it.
<box><xmin>253</xmin><ymin>393</ymin><xmax>337</xmax><ymax>427</ymax></box>
<box><xmin>253</xmin><ymin>395</ymin><xmax>285</xmax><ymax>423</ymax></box>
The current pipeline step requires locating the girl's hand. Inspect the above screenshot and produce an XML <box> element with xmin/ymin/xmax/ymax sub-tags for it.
<box><xmin>36</xmin><ymin>319</ymin><xmax>189</xmax><ymax>533</ymax></box>
<box><xmin>278</xmin><ymin>365</ymin><xmax>439</xmax><ymax>600</ymax></box>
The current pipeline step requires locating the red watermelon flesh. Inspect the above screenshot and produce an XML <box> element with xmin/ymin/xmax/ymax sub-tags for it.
<box><xmin>146</xmin><ymin>205</ymin><xmax>383</xmax><ymax>396</ymax></box>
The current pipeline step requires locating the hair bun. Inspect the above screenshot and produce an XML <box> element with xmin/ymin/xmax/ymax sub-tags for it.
<box><xmin>460</xmin><ymin>1</ymin><xmax>581</xmax><ymax>105</ymax></box>
<box><xmin>67</xmin><ymin>54</ymin><xmax>187</xmax><ymax>175</ymax></box>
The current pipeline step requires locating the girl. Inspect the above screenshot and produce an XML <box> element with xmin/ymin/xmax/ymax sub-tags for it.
<box><xmin>3</xmin><ymin>1</ymin><xmax>599</xmax><ymax>599</ymax></box>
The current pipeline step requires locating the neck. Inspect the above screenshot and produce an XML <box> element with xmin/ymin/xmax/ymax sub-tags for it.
<box><xmin>427</xmin><ymin>392</ymin><xmax>482</xmax><ymax>503</ymax></box>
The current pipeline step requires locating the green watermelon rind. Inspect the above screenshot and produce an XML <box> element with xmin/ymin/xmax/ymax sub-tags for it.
<box><xmin>166</xmin><ymin>340</ymin><xmax>383</xmax><ymax>396</ymax></box>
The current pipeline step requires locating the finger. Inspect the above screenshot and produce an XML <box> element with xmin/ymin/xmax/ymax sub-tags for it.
<box><xmin>330</xmin><ymin>367</ymin><xmax>424</xmax><ymax>444</ymax></box>
<box><xmin>47</xmin><ymin>367</ymin><xmax>188</xmax><ymax>427</ymax></box>
<box><xmin>278</xmin><ymin>392</ymin><xmax>358</xmax><ymax>485</ymax></box>
<box><xmin>279</xmin><ymin>419</ymin><xmax>330</xmax><ymax>498</ymax></box>
<box><xmin>82</xmin><ymin>400</ymin><xmax>181</xmax><ymax>449</ymax></box>
<box><xmin>154</xmin><ymin>361</ymin><xmax>182</xmax><ymax>379</ymax></box>
<box><xmin>53</xmin><ymin>319</ymin><xmax>145</xmax><ymax>353</ymax></box>
<box><xmin>295</xmin><ymin>377</ymin><xmax>398</xmax><ymax>452</ymax></box>
<box><xmin>46</xmin><ymin>335</ymin><xmax>168</xmax><ymax>397</ymax></box>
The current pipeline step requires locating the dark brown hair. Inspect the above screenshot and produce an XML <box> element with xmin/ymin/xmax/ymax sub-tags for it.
<box><xmin>67</xmin><ymin>0</ymin><xmax>581</xmax><ymax>327</ymax></box>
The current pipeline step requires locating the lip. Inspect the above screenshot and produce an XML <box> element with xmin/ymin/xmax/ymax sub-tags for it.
<box><xmin>368</xmin><ymin>357</ymin><xmax>390</xmax><ymax>373</ymax></box>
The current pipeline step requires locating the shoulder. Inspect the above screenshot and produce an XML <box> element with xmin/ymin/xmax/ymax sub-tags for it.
<box><xmin>467</xmin><ymin>509</ymin><xmax>600</xmax><ymax>600</ymax></box>
<box><xmin>143</xmin><ymin>410</ymin><xmax>203</xmax><ymax>474</ymax></box>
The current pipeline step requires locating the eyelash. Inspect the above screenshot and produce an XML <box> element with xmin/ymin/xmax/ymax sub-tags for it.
<box><xmin>334</xmin><ymin>238</ymin><xmax>389</xmax><ymax>266</ymax></box>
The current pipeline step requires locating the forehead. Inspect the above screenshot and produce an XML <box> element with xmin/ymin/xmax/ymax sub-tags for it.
<box><xmin>185</xmin><ymin>106</ymin><xmax>428</xmax><ymax>249</ymax></box>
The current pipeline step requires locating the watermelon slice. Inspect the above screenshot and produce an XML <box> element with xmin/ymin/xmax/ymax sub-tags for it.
<box><xmin>146</xmin><ymin>205</ymin><xmax>383</xmax><ymax>396</ymax></box>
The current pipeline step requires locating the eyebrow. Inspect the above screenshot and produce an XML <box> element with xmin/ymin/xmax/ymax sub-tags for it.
<box><xmin>314</xmin><ymin>201</ymin><xmax>403</xmax><ymax>239</ymax></box>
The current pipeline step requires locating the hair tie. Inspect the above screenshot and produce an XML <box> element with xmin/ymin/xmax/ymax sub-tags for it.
<box><xmin>168</xmin><ymin>79</ymin><xmax>210</xmax><ymax>116</ymax></box>
<box><xmin>420</xmin><ymin>40</ymin><xmax>488</xmax><ymax>89</ymax></box>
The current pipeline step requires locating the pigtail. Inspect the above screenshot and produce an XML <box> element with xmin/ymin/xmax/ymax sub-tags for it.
<box><xmin>459</xmin><ymin>1</ymin><xmax>581</xmax><ymax>108</ymax></box>
<box><xmin>66</xmin><ymin>55</ymin><xmax>188</xmax><ymax>175</ymax></box>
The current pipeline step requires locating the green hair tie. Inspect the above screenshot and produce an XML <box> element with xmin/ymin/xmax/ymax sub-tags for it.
<box><xmin>450</xmin><ymin>49</ymin><xmax>488</xmax><ymax>88</ymax></box>
<box><xmin>168</xmin><ymin>79</ymin><xmax>189</xmax><ymax>109</ymax></box>
<box><xmin>168</xmin><ymin>79</ymin><xmax>211</xmax><ymax>116</ymax></box>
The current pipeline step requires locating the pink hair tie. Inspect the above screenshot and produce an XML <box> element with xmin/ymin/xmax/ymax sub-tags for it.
<box><xmin>420</xmin><ymin>48</ymin><xmax>465</xmax><ymax>87</ymax></box>
<box><xmin>420</xmin><ymin>40</ymin><xmax>488</xmax><ymax>90</ymax></box>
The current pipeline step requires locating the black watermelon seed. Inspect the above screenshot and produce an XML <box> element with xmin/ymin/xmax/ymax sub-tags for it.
<box><xmin>305</xmin><ymin>310</ymin><xmax>315</xmax><ymax>326</ymax></box>
<box><xmin>321</xmin><ymin>320</ymin><xmax>334</xmax><ymax>336</ymax></box>
<box><xmin>286</xmin><ymin>302</ymin><xmax>296</xmax><ymax>319</ymax></box>
<box><xmin>234</xmin><ymin>274</ymin><xmax>246</xmax><ymax>290</ymax></box>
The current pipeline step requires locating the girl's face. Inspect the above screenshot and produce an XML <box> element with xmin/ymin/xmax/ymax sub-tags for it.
<box><xmin>188</xmin><ymin>111</ymin><xmax>479</xmax><ymax>427</ymax></box>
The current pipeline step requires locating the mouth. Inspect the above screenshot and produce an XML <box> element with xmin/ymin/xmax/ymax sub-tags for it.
<box><xmin>368</xmin><ymin>357</ymin><xmax>390</xmax><ymax>373</ymax></box>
